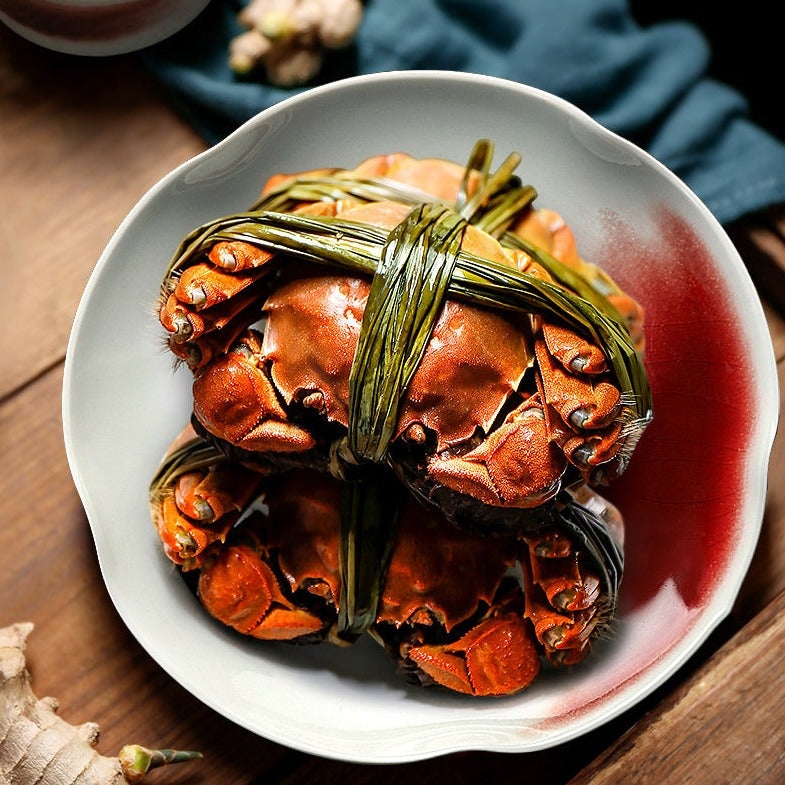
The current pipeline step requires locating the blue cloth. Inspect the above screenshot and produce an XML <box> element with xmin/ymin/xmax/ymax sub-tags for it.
<box><xmin>141</xmin><ymin>0</ymin><xmax>785</xmax><ymax>226</ymax></box>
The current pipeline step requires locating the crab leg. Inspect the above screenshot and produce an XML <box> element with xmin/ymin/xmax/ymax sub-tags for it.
<box><xmin>541</xmin><ymin>321</ymin><xmax>607</xmax><ymax>375</ymax></box>
<box><xmin>152</xmin><ymin>493</ymin><xmax>238</xmax><ymax>569</ymax></box>
<box><xmin>160</xmin><ymin>234</ymin><xmax>276</xmax><ymax>340</ymax></box>
<box><xmin>523</xmin><ymin>531</ymin><xmax>600</xmax><ymax>611</ymax></box>
<box><xmin>540</xmin><ymin>406</ymin><xmax>626</xmax><ymax>483</ymax></box>
<box><xmin>520</xmin><ymin>528</ymin><xmax>604</xmax><ymax>666</ymax></box>
<box><xmin>206</xmin><ymin>239</ymin><xmax>275</xmax><ymax>272</ymax></box>
<box><xmin>405</xmin><ymin>585</ymin><xmax>541</xmax><ymax>696</ymax></box>
<box><xmin>160</xmin><ymin>283</ymin><xmax>266</xmax><ymax>345</ymax></box>
<box><xmin>173</xmin><ymin>261</ymin><xmax>269</xmax><ymax>310</ymax></box>
<box><xmin>173</xmin><ymin>463</ymin><xmax>263</xmax><ymax>523</ymax></box>
<box><xmin>166</xmin><ymin>300</ymin><xmax>260</xmax><ymax>371</ymax></box>
<box><xmin>535</xmin><ymin>338</ymin><xmax>620</xmax><ymax>431</ymax></box>
<box><xmin>150</xmin><ymin>430</ymin><xmax>267</xmax><ymax>569</ymax></box>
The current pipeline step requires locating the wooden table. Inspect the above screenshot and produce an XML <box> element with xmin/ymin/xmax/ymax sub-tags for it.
<box><xmin>2</xmin><ymin>22</ymin><xmax>784</xmax><ymax>784</ymax></box>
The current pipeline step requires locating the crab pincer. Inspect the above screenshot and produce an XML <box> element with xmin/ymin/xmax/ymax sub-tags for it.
<box><xmin>198</xmin><ymin>536</ymin><xmax>330</xmax><ymax>641</ymax></box>
<box><xmin>404</xmin><ymin>588</ymin><xmax>541</xmax><ymax>697</ymax></box>
<box><xmin>192</xmin><ymin>330</ymin><xmax>316</xmax><ymax>455</ymax></box>
<box><xmin>426</xmin><ymin>395</ymin><xmax>567</xmax><ymax>508</ymax></box>
<box><xmin>149</xmin><ymin>427</ymin><xmax>266</xmax><ymax>568</ymax></box>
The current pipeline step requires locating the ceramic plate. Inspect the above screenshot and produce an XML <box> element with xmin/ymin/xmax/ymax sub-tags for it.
<box><xmin>63</xmin><ymin>71</ymin><xmax>777</xmax><ymax>762</ymax></box>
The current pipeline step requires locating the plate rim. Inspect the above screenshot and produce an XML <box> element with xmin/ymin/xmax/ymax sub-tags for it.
<box><xmin>62</xmin><ymin>70</ymin><xmax>779</xmax><ymax>762</ymax></box>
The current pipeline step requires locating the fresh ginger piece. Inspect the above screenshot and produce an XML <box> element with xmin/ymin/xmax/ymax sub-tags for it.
<box><xmin>0</xmin><ymin>623</ymin><xmax>201</xmax><ymax>784</ymax></box>
<box><xmin>229</xmin><ymin>0</ymin><xmax>363</xmax><ymax>86</ymax></box>
<box><xmin>316</xmin><ymin>0</ymin><xmax>363</xmax><ymax>47</ymax></box>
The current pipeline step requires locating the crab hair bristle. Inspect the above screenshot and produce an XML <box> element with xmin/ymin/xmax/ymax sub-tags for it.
<box><xmin>613</xmin><ymin>393</ymin><xmax>652</xmax><ymax>451</ymax></box>
<box><xmin>159</xmin><ymin>267</ymin><xmax>183</xmax><ymax>303</ymax></box>
<box><xmin>589</xmin><ymin>592</ymin><xmax>620</xmax><ymax>644</ymax></box>
<box><xmin>619</xmin><ymin>417</ymin><xmax>649</xmax><ymax>455</ymax></box>
<box><xmin>148</xmin><ymin>478</ymin><xmax>174</xmax><ymax>511</ymax></box>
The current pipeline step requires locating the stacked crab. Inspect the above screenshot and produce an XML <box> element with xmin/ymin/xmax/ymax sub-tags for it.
<box><xmin>150</xmin><ymin>142</ymin><xmax>651</xmax><ymax>696</ymax></box>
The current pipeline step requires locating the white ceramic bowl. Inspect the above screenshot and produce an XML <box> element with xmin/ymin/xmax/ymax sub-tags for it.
<box><xmin>63</xmin><ymin>71</ymin><xmax>778</xmax><ymax>762</ymax></box>
<box><xmin>0</xmin><ymin>0</ymin><xmax>209</xmax><ymax>56</ymax></box>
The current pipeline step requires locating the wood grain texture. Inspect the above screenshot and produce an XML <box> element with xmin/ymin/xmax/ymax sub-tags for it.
<box><xmin>732</xmin><ymin>356</ymin><xmax>785</xmax><ymax>625</ymax></box>
<box><xmin>567</xmin><ymin>589</ymin><xmax>785</xmax><ymax>785</ymax></box>
<box><xmin>728</xmin><ymin>206</ymin><xmax>785</xmax><ymax>315</ymax></box>
<box><xmin>0</xmin><ymin>23</ymin><xmax>204</xmax><ymax>402</ymax></box>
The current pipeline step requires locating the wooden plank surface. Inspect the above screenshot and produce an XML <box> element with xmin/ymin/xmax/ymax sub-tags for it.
<box><xmin>568</xmin><ymin>588</ymin><xmax>785</xmax><ymax>785</ymax></box>
<box><xmin>728</xmin><ymin>208</ymin><xmax>785</xmax><ymax>315</ymax></box>
<box><xmin>0</xmin><ymin>24</ymin><xmax>204</xmax><ymax>401</ymax></box>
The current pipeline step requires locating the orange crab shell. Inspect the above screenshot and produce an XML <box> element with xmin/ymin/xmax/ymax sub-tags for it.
<box><xmin>152</xmin><ymin>429</ymin><xmax>615</xmax><ymax>696</ymax></box>
<box><xmin>377</xmin><ymin>495</ymin><xmax>518</xmax><ymax>634</ymax></box>
<box><xmin>171</xmin><ymin>148</ymin><xmax>646</xmax><ymax>514</ymax></box>
<box><xmin>260</xmin><ymin>200</ymin><xmax>535</xmax><ymax>452</ymax></box>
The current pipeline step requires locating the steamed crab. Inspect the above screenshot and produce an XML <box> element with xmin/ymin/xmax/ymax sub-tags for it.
<box><xmin>151</xmin><ymin>429</ymin><xmax>623</xmax><ymax>695</ymax></box>
<box><xmin>150</xmin><ymin>141</ymin><xmax>650</xmax><ymax>696</ymax></box>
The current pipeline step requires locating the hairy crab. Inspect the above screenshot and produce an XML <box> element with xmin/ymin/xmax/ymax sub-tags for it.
<box><xmin>150</xmin><ymin>141</ymin><xmax>651</xmax><ymax>696</ymax></box>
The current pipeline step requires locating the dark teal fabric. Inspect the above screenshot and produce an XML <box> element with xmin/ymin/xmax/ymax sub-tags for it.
<box><xmin>142</xmin><ymin>0</ymin><xmax>785</xmax><ymax>225</ymax></box>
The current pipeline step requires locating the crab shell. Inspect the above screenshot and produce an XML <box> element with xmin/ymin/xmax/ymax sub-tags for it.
<box><xmin>164</xmin><ymin>151</ymin><xmax>643</xmax><ymax>525</ymax></box>
<box><xmin>259</xmin><ymin>200</ymin><xmax>535</xmax><ymax>452</ymax></box>
<box><xmin>184</xmin><ymin>466</ymin><xmax>594</xmax><ymax>696</ymax></box>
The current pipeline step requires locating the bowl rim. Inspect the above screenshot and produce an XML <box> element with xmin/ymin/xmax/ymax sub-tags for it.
<box><xmin>62</xmin><ymin>69</ymin><xmax>779</xmax><ymax>761</ymax></box>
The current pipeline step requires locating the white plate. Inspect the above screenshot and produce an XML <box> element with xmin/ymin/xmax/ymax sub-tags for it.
<box><xmin>63</xmin><ymin>71</ymin><xmax>778</xmax><ymax>762</ymax></box>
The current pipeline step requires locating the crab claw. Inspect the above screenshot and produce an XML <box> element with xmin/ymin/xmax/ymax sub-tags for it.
<box><xmin>198</xmin><ymin>541</ymin><xmax>327</xmax><ymax>640</ymax></box>
<box><xmin>426</xmin><ymin>395</ymin><xmax>566</xmax><ymax>508</ymax></box>
<box><xmin>535</xmin><ymin>338</ymin><xmax>620</xmax><ymax>432</ymax></box>
<box><xmin>193</xmin><ymin>330</ymin><xmax>316</xmax><ymax>454</ymax></box>
<box><xmin>405</xmin><ymin>587</ymin><xmax>541</xmax><ymax>696</ymax></box>
<box><xmin>152</xmin><ymin>493</ymin><xmax>237</xmax><ymax>569</ymax></box>
<box><xmin>520</xmin><ymin>518</ymin><xmax>612</xmax><ymax>667</ymax></box>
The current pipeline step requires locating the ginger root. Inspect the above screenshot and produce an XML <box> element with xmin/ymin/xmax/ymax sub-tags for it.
<box><xmin>0</xmin><ymin>623</ymin><xmax>201</xmax><ymax>784</ymax></box>
<box><xmin>229</xmin><ymin>0</ymin><xmax>364</xmax><ymax>86</ymax></box>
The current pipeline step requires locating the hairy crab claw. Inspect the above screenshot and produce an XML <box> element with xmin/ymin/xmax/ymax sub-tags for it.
<box><xmin>425</xmin><ymin>395</ymin><xmax>567</xmax><ymax>509</ymax></box>
<box><xmin>192</xmin><ymin>330</ymin><xmax>316</xmax><ymax>454</ymax></box>
<box><xmin>198</xmin><ymin>531</ymin><xmax>333</xmax><ymax>642</ymax></box>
